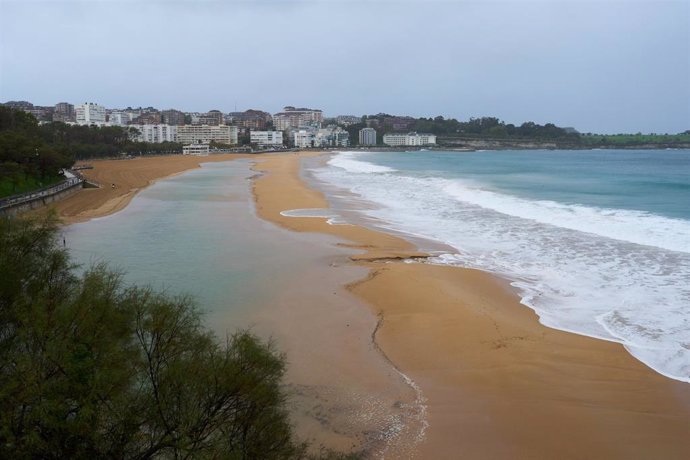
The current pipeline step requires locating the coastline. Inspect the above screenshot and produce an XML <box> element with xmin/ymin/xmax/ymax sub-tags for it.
<box><xmin>50</xmin><ymin>151</ymin><xmax>690</xmax><ymax>457</ymax></box>
<box><xmin>253</xmin><ymin>152</ymin><xmax>690</xmax><ymax>458</ymax></box>
<box><xmin>37</xmin><ymin>153</ymin><xmax>258</xmax><ymax>224</ymax></box>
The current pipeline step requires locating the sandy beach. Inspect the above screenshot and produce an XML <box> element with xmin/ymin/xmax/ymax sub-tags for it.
<box><xmin>253</xmin><ymin>153</ymin><xmax>690</xmax><ymax>459</ymax></box>
<box><xmin>38</xmin><ymin>154</ymin><xmax>257</xmax><ymax>224</ymax></box>
<box><xmin>48</xmin><ymin>152</ymin><xmax>690</xmax><ymax>458</ymax></box>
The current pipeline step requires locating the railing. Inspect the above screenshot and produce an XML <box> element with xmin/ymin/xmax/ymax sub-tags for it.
<box><xmin>0</xmin><ymin>173</ymin><xmax>84</xmax><ymax>210</ymax></box>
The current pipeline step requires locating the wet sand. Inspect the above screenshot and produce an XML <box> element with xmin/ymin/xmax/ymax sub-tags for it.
<box><xmin>253</xmin><ymin>153</ymin><xmax>690</xmax><ymax>459</ymax></box>
<box><xmin>39</xmin><ymin>154</ymin><xmax>256</xmax><ymax>224</ymax></box>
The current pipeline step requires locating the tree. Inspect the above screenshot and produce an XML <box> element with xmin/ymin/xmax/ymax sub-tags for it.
<box><xmin>0</xmin><ymin>215</ymin><xmax>307</xmax><ymax>459</ymax></box>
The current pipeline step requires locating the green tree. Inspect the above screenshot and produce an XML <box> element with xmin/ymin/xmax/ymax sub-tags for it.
<box><xmin>0</xmin><ymin>215</ymin><xmax>307</xmax><ymax>459</ymax></box>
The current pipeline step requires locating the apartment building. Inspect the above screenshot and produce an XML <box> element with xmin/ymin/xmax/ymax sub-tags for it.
<box><xmin>293</xmin><ymin>130</ymin><xmax>316</xmax><ymax>148</ymax></box>
<box><xmin>76</xmin><ymin>102</ymin><xmax>106</xmax><ymax>125</ymax></box>
<box><xmin>161</xmin><ymin>109</ymin><xmax>185</xmax><ymax>125</ymax></box>
<box><xmin>316</xmin><ymin>127</ymin><xmax>349</xmax><ymax>147</ymax></box>
<box><xmin>359</xmin><ymin>127</ymin><xmax>377</xmax><ymax>146</ymax></box>
<box><xmin>250</xmin><ymin>130</ymin><xmax>283</xmax><ymax>147</ymax></box>
<box><xmin>227</xmin><ymin>110</ymin><xmax>272</xmax><ymax>130</ymax></box>
<box><xmin>176</xmin><ymin>125</ymin><xmax>238</xmax><ymax>145</ymax></box>
<box><xmin>198</xmin><ymin>110</ymin><xmax>224</xmax><ymax>126</ymax></box>
<box><xmin>53</xmin><ymin>102</ymin><xmax>75</xmax><ymax>123</ymax></box>
<box><xmin>130</xmin><ymin>124</ymin><xmax>177</xmax><ymax>143</ymax></box>
<box><xmin>108</xmin><ymin>111</ymin><xmax>133</xmax><ymax>126</ymax></box>
<box><xmin>382</xmin><ymin>132</ymin><xmax>437</xmax><ymax>147</ymax></box>
<box><xmin>273</xmin><ymin>106</ymin><xmax>323</xmax><ymax>130</ymax></box>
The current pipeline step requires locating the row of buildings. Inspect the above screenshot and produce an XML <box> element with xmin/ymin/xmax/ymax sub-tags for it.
<box><xmin>4</xmin><ymin>101</ymin><xmax>437</xmax><ymax>148</ymax></box>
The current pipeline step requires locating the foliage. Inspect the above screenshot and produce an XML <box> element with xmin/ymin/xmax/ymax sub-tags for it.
<box><xmin>0</xmin><ymin>174</ymin><xmax>64</xmax><ymax>198</ymax></box>
<box><xmin>0</xmin><ymin>108</ymin><xmax>73</xmax><ymax>195</ymax></box>
<box><xmin>0</xmin><ymin>215</ymin><xmax>309</xmax><ymax>459</ymax></box>
<box><xmin>579</xmin><ymin>132</ymin><xmax>690</xmax><ymax>145</ymax></box>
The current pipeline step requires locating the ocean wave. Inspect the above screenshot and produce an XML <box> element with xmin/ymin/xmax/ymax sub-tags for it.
<box><xmin>328</xmin><ymin>152</ymin><xmax>397</xmax><ymax>174</ymax></box>
<box><xmin>442</xmin><ymin>181</ymin><xmax>690</xmax><ymax>254</ymax></box>
<box><xmin>313</xmin><ymin>153</ymin><xmax>690</xmax><ymax>382</ymax></box>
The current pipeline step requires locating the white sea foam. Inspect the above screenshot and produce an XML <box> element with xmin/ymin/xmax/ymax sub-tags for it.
<box><xmin>280</xmin><ymin>208</ymin><xmax>347</xmax><ymax>225</ymax></box>
<box><xmin>329</xmin><ymin>151</ymin><xmax>397</xmax><ymax>174</ymax></box>
<box><xmin>442</xmin><ymin>182</ymin><xmax>690</xmax><ymax>254</ymax></box>
<box><xmin>313</xmin><ymin>152</ymin><xmax>690</xmax><ymax>383</ymax></box>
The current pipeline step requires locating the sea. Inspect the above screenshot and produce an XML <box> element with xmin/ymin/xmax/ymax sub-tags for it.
<box><xmin>309</xmin><ymin>149</ymin><xmax>690</xmax><ymax>383</ymax></box>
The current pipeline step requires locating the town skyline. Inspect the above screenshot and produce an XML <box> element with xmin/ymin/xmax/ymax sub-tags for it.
<box><xmin>1</xmin><ymin>0</ymin><xmax>688</xmax><ymax>135</ymax></box>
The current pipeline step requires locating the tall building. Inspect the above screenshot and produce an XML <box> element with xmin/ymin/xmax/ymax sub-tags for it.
<box><xmin>198</xmin><ymin>110</ymin><xmax>223</xmax><ymax>126</ymax></box>
<box><xmin>161</xmin><ymin>109</ymin><xmax>185</xmax><ymax>126</ymax></box>
<box><xmin>76</xmin><ymin>102</ymin><xmax>106</xmax><ymax>125</ymax></box>
<box><xmin>250</xmin><ymin>131</ymin><xmax>283</xmax><ymax>147</ymax></box>
<box><xmin>273</xmin><ymin>106</ymin><xmax>323</xmax><ymax>130</ymax></box>
<box><xmin>359</xmin><ymin>127</ymin><xmax>377</xmax><ymax>146</ymax></box>
<box><xmin>53</xmin><ymin>102</ymin><xmax>75</xmax><ymax>123</ymax></box>
<box><xmin>227</xmin><ymin>110</ymin><xmax>272</xmax><ymax>130</ymax></box>
<box><xmin>382</xmin><ymin>132</ymin><xmax>437</xmax><ymax>147</ymax></box>
<box><xmin>176</xmin><ymin>125</ymin><xmax>238</xmax><ymax>145</ymax></box>
<box><xmin>130</xmin><ymin>124</ymin><xmax>177</xmax><ymax>143</ymax></box>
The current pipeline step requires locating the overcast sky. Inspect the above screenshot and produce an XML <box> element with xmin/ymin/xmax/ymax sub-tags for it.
<box><xmin>1</xmin><ymin>0</ymin><xmax>688</xmax><ymax>133</ymax></box>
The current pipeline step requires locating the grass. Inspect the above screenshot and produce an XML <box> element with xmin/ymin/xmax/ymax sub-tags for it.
<box><xmin>0</xmin><ymin>174</ymin><xmax>65</xmax><ymax>199</ymax></box>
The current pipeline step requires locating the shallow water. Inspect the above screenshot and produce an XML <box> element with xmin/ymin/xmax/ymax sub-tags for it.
<box><xmin>66</xmin><ymin>159</ymin><xmax>427</xmax><ymax>456</ymax></box>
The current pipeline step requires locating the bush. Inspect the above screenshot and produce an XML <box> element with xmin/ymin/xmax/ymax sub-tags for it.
<box><xmin>0</xmin><ymin>215</ymin><xmax>306</xmax><ymax>459</ymax></box>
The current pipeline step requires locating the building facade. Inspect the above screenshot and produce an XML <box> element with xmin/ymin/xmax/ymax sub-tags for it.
<box><xmin>75</xmin><ymin>102</ymin><xmax>106</xmax><ymax>125</ymax></box>
<box><xmin>198</xmin><ymin>110</ymin><xmax>224</xmax><ymax>126</ymax></box>
<box><xmin>176</xmin><ymin>125</ymin><xmax>238</xmax><ymax>145</ymax></box>
<box><xmin>382</xmin><ymin>132</ymin><xmax>437</xmax><ymax>147</ymax></box>
<box><xmin>227</xmin><ymin>110</ymin><xmax>272</xmax><ymax>130</ymax></box>
<box><xmin>293</xmin><ymin>130</ymin><xmax>316</xmax><ymax>148</ymax></box>
<box><xmin>108</xmin><ymin>111</ymin><xmax>133</xmax><ymax>126</ymax></box>
<box><xmin>359</xmin><ymin>127</ymin><xmax>377</xmax><ymax>146</ymax></box>
<box><xmin>316</xmin><ymin>127</ymin><xmax>349</xmax><ymax>147</ymax></box>
<box><xmin>273</xmin><ymin>106</ymin><xmax>323</xmax><ymax>130</ymax></box>
<box><xmin>161</xmin><ymin>109</ymin><xmax>186</xmax><ymax>126</ymax></box>
<box><xmin>250</xmin><ymin>131</ymin><xmax>283</xmax><ymax>147</ymax></box>
<box><xmin>130</xmin><ymin>124</ymin><xmax>178</xmax><ymax>143</ymax></box>
<box><xmin>132</xmin><ymin>112</ymin><xmax>162</xmax><ymax>125</ymax></box>
<box><xmin>53</xmin><ymin>102</ymin><xmax>75</xmax><ymax>123</ymax></box>
<box><xmin>182</xmin><ymin>144</ymin><xmax>210</xmax><ymax>156</ymax></box>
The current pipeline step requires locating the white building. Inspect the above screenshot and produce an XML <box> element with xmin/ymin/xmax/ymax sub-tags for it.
<box><xmin>75</xmin><ymin>102</ymin><xmax>106</xmax><ymax>125</ymax></box>
<box><xmin>130</xmin><ymin>124</ymin><xmax>177</xmax><ymax>143</ymax></box>
<box><xmin>182</xmin><ymin>144</ymin><xmax>210</xmax><ymax>156</ymax></box>
<box><xmin>294</xmin><ymin>130</ymin><xmax>317</xmax><ymax>148</ymax></box>
<box><xmin>382</xmin><ymin>132</ymin><xmax>437</xmax><ymax>147</ymax></box>
<box><xmin>176</xmin><ymin>125</ymin><xmax>238</xmax><ymax>145</ymax></box>
<box><xmin>359</xmin><ymin>127</ymin><xmax>377</xmax><ymax>146</ymax></box>
<box><xmin>250</xmin><ymin>131</ymin><xmax>283</xmax><ymax>147</ymax></box>
<box><xmin>108</xmin><ymin>111</ymin><xmax>133</xmax><ymax>126</ymax></box>
<box><xmin>315</xmin><ymin>126</ymin><xmax>349</xmax><ymax>147</ymax></box>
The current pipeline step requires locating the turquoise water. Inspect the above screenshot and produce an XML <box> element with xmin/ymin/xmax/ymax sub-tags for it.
<box><xmin>359</xmin><ymin>149</ymin><xmax>690</xmax><ymax>219</ymax></box>
<box><xmin>314</xmin><ymin>150</ymin><xmax>690</xmax><ymax>382</ymax></box>
<box><xmin>66</xmin><ymin>161</ymin><xmax>306</xmax><ymax>333</ymax></box>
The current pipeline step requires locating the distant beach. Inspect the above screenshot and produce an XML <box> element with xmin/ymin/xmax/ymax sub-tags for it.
<box><xmin>58</xmin><ymin>152</ymin><xmax>690</xmax><ymax>458</ymax></box>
